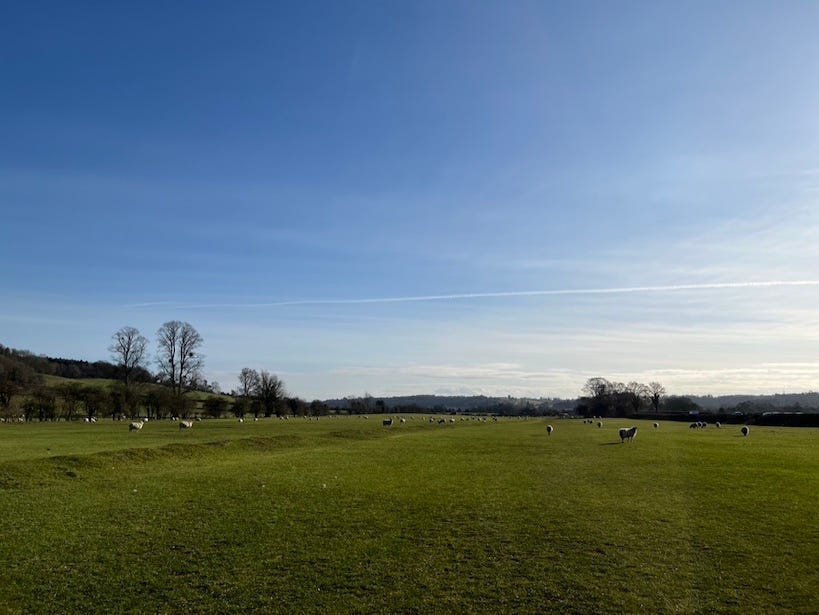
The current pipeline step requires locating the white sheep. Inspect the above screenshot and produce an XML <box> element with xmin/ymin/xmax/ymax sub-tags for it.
<box><xmin>129</xmin><ymin>421</ymin><xmax>143</xmax><ymax>431</ymax></box>
<box><xmin>653</xmin><ymin>422</ymin><xmax>659</xmax><ymax>429</ymax></box>
<box><xmin>619</xmin><ymin>426</ymin><xmax>637</xmax><ymax>442</ymax></box>
<box><xmin>400</xmin><ymin>418</ymin><xmax>406</xmax><ymax>424</ymax></box>
<box><xmin>597</xmin><ymin>421</ymin><xmax>603</xmax><ymax>428</ymax></box>
<box><xmin>715</xmin><ymin>422</ymin><xmax>721</xmax><ymax>428</ymax></box>
<box><xmin>238</xmin><ymin>418</ymin><xmax>244</xmax><ymax>423</ymax></box>
<box><xmin>546</xmin><ymin>424</ymin><xmax>553</xmax><ymax>436</ymax></box>
<box><xmin>179</xmin><ymin>420</ymin><xmax>194</xmax><ymax>430</ymax></box>
<box><xmin>741</xmin><ymin>426</ymin><xmax>749</xmax><ymax>437</ymax></box>
<box><xmin>383</xmin><ymin>418</ymin><xmax>393</xmax><ymax>427</ymax></box>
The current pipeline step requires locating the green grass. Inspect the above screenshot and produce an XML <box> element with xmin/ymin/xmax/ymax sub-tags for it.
<box><xmin>0</xmin><ymin>418</ymin><xmax>816</xmax><ymax>613</ymax></box>
<box><xmin>42</xmin><ymin>375</ymin><xmax>119</xmax><ymax>388</ymax></box>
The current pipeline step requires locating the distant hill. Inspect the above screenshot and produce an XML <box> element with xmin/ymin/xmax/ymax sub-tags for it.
<box><xmin>688</xmin><ymin>392</ymin><xmax>819</xmax><ymax>410</ymax></box>
<box><xmin>324</xmin><ymin>392</ymin><xmax>819</xmax><ymax>415</ymax></box>
<box><xmin>0</xmin><ymin>343</ymin><xmax>152</xmax><ymax>382</ymax></box>
<box><xmin>323</xmin><ymin>394</ymin><xmax>576</xmax><ymax>414</ymax></box>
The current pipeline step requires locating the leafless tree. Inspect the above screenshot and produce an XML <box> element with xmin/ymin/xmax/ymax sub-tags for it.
<box><xmin>257</xmin><ymin>370</ymin><xmax>285</xmax><ymax>417</ymax></box>
<box><xmin>626</xmin><ymin>382</ymin><xmax>650</xmax><ymax>413</ymax></box>
<box><xmin>155</xmin><ymin>321</ymin><xmax>204</xmax><ymax>396</ymax></box>
<box><xmin>237</xmin><ymin>367</ymin><xmax>261</xmax><ymax>399</ymax></box>
<box><xmin>648</xmin><ymin>382</ymin><xmax>666</xmax><ymax>413</ymax></box>
<box><xmin>582</xmin><ymin>377</ymin><xmax>610</xmax><ymax>399</ymax></box>
<box><xmin>109</xmin><ymin>326</ymin><xmax>148</xmax><ymax>386</ymax></box>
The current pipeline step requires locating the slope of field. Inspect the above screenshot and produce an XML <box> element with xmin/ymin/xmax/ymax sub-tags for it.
<box><xmin>0</xmin><ymin>418</ymin><xmax>816</xmax><ymax>613</ymax></box>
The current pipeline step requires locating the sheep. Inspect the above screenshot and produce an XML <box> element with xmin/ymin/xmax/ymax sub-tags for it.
<box><xmin>195</xmin><ymin>417</ymin><xmax>202</xmax><ymax>421</ymax></box>
<box><xmin>179</xmin><ymin>420</ymin><xmax>194</xmax><ymax>430</ymax></box>
<box><xmin>597</xmin><ymin>421</ymin><xmax>603</xmax><ymax>428</ymax></box>
<box><xmin>400</xmin><ymin>418</ymin><xmax>406</xmax><ymax>424</ymax></box>
<box><xmin>689</xmin><ymin>423</ymin><xmax>698</xmax><ymax>429</ymax></box>
<box><xmin>129</xmin><ymin>421</ymin><xmax>143</xmax><ymax>432</ymax></box>
<box><xmin>653</xmin><ymin>422</ymin><xmax>659</xmax><ymax>429</ymax></box>
<box><xmin>238</xmin><ymin>418</ymin><xmax>244</xmax><ymax>423</ymax></box>
<box><xmin>254</xmin><ymin>417</ymin><xmax>259</xmax><ymax>422</ymax></box>
<box><xmin>546</xmin><ymin>424</ymin><xmax>553</xmax><ymax>436</ymax></box>
<box><xmin>383</xmin><ymin>418</ymin><xmax>393</xmax><ymax>427</ymax></box>
<box><xmin>619</xmin><ymin>426</ymin><xmax>638</xmax><ymax>442</ymax></box>
<box><xmin>741</xmin><ymin>426</ymin><xmax>749</xmax><ymax>437</ymax></box>
<box><xmin>715</xmin><ymin>421</ymin><xmax>721</xmax><ymax>428</ymax></box>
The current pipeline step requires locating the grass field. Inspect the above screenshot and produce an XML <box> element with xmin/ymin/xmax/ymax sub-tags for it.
<box><xmin>0</xmin><ymin>417</ymin><xmax>816</xmax><ymax>614</ymax></box>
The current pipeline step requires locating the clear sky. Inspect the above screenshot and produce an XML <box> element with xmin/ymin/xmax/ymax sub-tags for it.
<box><xmin>3</xmin><ymin>2</ymin><xmax>819</xmax><ymax>400</ymax></box>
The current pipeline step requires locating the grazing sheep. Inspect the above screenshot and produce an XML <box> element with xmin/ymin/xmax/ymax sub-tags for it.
<box><xmin>653</xmin><ymin>422</ymin><xmax>659</xmax><ymax>429</ymax></box>
<box><xmin>715</xmin><ymin>422</ymin><xmax>721</xmax><ymax>428</ymax></box>
<box><xmin>129</xmin><ymin>421</ymin><xmax>143</xmax><ymax>432</ymax></box>
<box><xmin>400</xmin><ymin>418</ymin><xmax>406</xmax><ymax>424</ymax></box>
<box><xmin>689</xmin><ymin>423</ymin><xmax>698</xmax><ymax>429</ymax></box>
<box><xmin>195</xmin><ymin>417</ymin><xmax>202</xmax><ymax>422</ymax></box>
<box><xmin>238</xmin><ymin>418</ymin><xmax>244</xmax><ymax>423</ymax></box>
<box><xmin>597</xmin><ymin>421</ymin><xmax>603</xmax><ymax>428</ymax></box>
<box><xmin>741</xmin><ymin>426</ymin><xmax>749</xmax><ymax>437</ymax></box>
<box><xmin>383</xmin><ymin>418</ymin><xmax>393</xmax><ymax>427</ymax></box>
<box><xmin>619</xmin><ymin>426</ymin><xmax>638</xmax><ymax>442</ymax></box>
<box><xmin>179</xmin><ymin>420</ymin><xmax>194</xmax><ymax>430</ymax></box>
<box><xmin>254</xmin><ymin>417</ymin><xmax>258</xmax><ymax>422</ymax></box>
<box><xmin>546</xmin><ymin>424</ymin><xmax>553</xmax><ymax>436</ymax></box>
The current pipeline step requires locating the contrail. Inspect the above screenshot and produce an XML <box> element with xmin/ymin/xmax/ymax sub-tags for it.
<box><xmin>124</xmin><ymin>280</ymin><xmax>819</xmax><ymax>309</ymax></box>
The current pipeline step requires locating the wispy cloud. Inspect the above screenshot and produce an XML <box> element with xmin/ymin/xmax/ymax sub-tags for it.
<box><xmin>122</xmin><ymin>280</ymin><xmax>819</xmax><ymax>309</ymax></box>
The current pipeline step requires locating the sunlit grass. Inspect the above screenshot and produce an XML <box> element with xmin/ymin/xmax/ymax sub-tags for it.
<box><xmin>0</xmin><ymin>418</ymin><xmax>816</xmax><ymax>613</ymax></box>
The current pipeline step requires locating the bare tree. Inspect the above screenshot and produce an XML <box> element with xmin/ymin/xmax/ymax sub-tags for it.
<box><xmin>237</xmin><ymin>367</ymin><xmax>260</xmax><ymax>399</ymax></box>
<box><xmin>648</xmin><ymin>382</ymin><xmax>666</xmax><ymax>413</ymax></box>
<box><xmin>155</xmin><ymin>321</ymin><xmax>204</xmax><ymax>396</ymax></box>
<box><xmin>257</xmin><ymin>370</ymin><xmax>285</xmax><ymax>417</ymax></box>
<box><xmin>582</xmin><ymin>377</ymin><xmax>610</xmax><ymax>399</ymax></box>
<box><xmin>626</xmin><ymin>381</ymin><xmax>649</xmax><ymax>413</ymax></box>
<box><xmin>109</xmin><ymin>326</ymin><xmax>148</xmax><ymax>386</ymax></box>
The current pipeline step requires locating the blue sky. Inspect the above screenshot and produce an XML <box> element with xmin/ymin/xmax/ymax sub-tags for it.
<box><xmin>3</xmin><ymin>2</ymin><xmax>819</xmax><ymax>399</ymax></box>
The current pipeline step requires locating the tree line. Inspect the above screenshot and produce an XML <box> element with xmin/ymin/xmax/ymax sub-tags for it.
<box><xmin>0</xmin><ymin>321</ymin><xmax>330</xmax><ymax>421</ymax></box>
<box><xmin>576</xmin><ymin>377</ymin><xmax>667</xmax><ymax>417</ymax></box>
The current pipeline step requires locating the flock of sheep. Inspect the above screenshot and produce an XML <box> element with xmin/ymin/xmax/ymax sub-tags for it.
<box><xmin>123</xmin><ymin>414</ymin><xmax>752</xmax><ymax>441</ymax></box>
<box><xmin>544</xmin><ymin>419</ymin><xmax>750</xmax><ymax>441</ymax></box>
